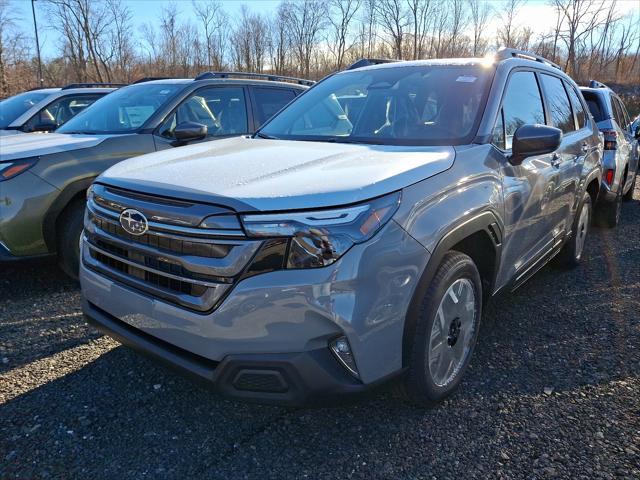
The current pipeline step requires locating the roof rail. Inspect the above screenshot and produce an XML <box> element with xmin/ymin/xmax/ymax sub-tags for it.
<box><xmin>61</xmin><ymin>82</ymin><xmax>126</xmax><ymax>90</ymax></box>
<box><xmin>194</xmin><ymin>71</ymin><xmax>315</xmax><ymax>86</ymax></box>
<box><xmin>495</xmin><ymin>47</ymin><xmax>562</xmax><ymax>70</ymax></box>
<box><xmin>346</xmin><ymin>58</ymin><xmax>399</xmax><ymax>70</ymax></box>
<box><xmin>588</xmin><ymin>79</ymin><xmax>608</xmax><ymax>89</ymax></box>
<box><xmin>132</xmin><ymin>77</ymin><xmax>176</xmax><ymax>84</ymax></box>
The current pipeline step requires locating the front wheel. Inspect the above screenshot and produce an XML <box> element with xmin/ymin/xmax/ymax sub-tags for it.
<box><xmin>556</xmin><ymin>191</ymin><xmax>592</xmax><ymax>268</ymax></box>
<box><xmin>398</xmin><ymin>251</ymin><xmax>482</xmax><ymax>405</ymax></box>
<box><xmin>56</xmin><ymin>198</ymin><xmax>86</xmax><ymax>280</ymax></box>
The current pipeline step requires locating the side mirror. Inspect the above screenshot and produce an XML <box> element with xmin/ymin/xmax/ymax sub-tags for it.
<box><xmin>173</xmin><ymin>121</ymin><xmax>207</xmax><ymax>143</ymax></box>
<box><xmin>510</xmin><ymin>124</ymin><xmax>562</xmax><ymax>166</ymax></box>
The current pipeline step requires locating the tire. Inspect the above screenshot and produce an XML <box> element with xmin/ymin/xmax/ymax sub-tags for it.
<box><xmin>623</xmin><ymin>173</ymin><xmax>636</xmax><ymax>201</ymax></box>
<box><xmin>56</xmin><ymin>198</ymin><xmax>86</xmax><ymax>280</ymax></box>
<box><xmin>398</xmin><ymin>251</ymin><xmax>482</xmax><ymax>406</ymax></box>
<box><xmin>556</xmin><ymin>191</ymin><xmax>592</xmax><ymax>268</ymax></box>
<box><xmin>595</xmin><ymin>186</ymin><xmax>622</xmax><ymax>228</ymax></box>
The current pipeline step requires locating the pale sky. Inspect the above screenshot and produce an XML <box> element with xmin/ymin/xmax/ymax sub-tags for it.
<box><xmin>14</xmin><ymin>0</ymin><xmax>640</xmax><ymax>59</ymax></box>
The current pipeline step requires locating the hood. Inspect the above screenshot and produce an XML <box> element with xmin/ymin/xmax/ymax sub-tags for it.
<box><xmin>0</xmin><ymin>132</ymin><xmax>108</xmax><ymax>161</ymax></box>
<box><xmin>99</xmin><ymin>136</ymin><xmax>455</xmax><ymax>212</ymax></box>
<box><xmin>0</xmin><ymin>129</ymin><xmax>23</xmax><ymax>137</ymax></box>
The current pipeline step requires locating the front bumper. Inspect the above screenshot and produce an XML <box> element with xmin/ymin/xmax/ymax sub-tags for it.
<box><xmin>80</xmin><ymin>219</ymin><xmax>429</xmax><ymax>402</ymax></box>
<box><xmin>84</xmin><ymin>299</ymin><xmax>386</xmax><ymax>406</ymax></box>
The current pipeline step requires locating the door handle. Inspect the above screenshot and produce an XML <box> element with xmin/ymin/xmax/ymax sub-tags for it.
<box><xmin>550</xmin><ymin>153</ymin><xmax>561</xmax><ymax>167</ymax></box>
<box><xmin>581</xmin><ymin>142</ymin><xmax>589</xmax><ymax>153</ymax></box>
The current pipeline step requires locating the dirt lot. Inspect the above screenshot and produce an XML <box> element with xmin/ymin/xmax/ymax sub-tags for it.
<box><xmin>1</xmin><ymin>187</ymin><xmax>639</xmax><ymax>480</ymax></box>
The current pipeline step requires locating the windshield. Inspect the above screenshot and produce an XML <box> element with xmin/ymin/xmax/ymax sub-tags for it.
<box><xmin>0</xmin><ymin>91</ymin><xmax>50</xmax><ymax>128</ymax></box>
<box><xmin>58</xmin><ymin>83</ymin><xmax>183</xmax><ymax>134</ymax></box>
<box><xmin>260</xmin><ymin>64</ymin><xmax>493</xmax><ymax>145</ymax></box>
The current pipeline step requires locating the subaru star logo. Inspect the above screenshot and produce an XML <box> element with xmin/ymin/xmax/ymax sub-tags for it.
<box><xmin>119</xmin><ymin>209</ymin><xmax>148</xmax><ymax>236</ymax></box>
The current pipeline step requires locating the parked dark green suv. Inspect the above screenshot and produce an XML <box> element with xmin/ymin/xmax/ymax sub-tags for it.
<box><xmin>0</xmin><ymin>73</ymin><xmax>310</xmax><ymax>277</ymax></box>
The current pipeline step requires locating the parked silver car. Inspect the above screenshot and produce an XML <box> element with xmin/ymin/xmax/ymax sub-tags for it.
<box><xmin>80</xmin><ymin>49</ymin><xmax>603</xmax><ymax>405</ymax></box>
<box><xmin>580</xmin><ymin>81</ymin><xmax>639</xmax><ymax>226</ymax></box>
<box><xmin>0</xmin><ymin>83</ymin><xmax>119</xmax><ymax>135</ymax></box>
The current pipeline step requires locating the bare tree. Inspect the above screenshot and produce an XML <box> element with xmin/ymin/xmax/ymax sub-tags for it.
<box><xmin>551</xmin><ymin>0</ymin><xmax>608</xmax><ymax>77</ymax></box>
<box><xmin>284</xmin><ymin>0</ymin><xmax>327</xmax><ymax>77</ymax></box>
<box><xmin>328</xmin><ymin>0</ymin><xmax>362</xmax><ymax>69</ymax></box>
<box><xmin>107</xmin><ymin>0</ymin><xmax>134</xmax><ymax>82</ymax></box>
<box><xmin>193</xmin><ymin>0</ymin><xmax>226</xmax><ymax>70</ymax></box>
<box><xmin>406</xmin><ymin>0</ymin><xmax>433</xmax><ymax>59</ymax></box>
<box><xmin>376</xmin><ymin>0</ymin><xmax>407</xmax><ymax>59</ymax></box>
<box><xmin>468</xmin><ymin>0</ymin><xmax>490</xmax><ymax>56</ymax></box>
<box><xmin>496</xmin><ymin>0</ymin><xmax>525</xmax><ymax>48</ymax></box>
<box><xmin>0</xmin><ymin>0</ymin><xmax>30</xmax><ymax>95</ymax></box>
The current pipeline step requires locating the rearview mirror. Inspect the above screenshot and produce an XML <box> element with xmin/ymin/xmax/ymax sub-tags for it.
<box><xmin>32</xmin><ymin>122</ymin><xmax>56</xmax><ymax>133</ymax></box>
<box><xmin>173</xmin><ymin>121</ymin><xmax>207</xmax><ymax>143</ymax></box>
<box><xmin>510</xmin><ymin>124</ymin><xmax>562</xmax><ymax>166</ymax></box>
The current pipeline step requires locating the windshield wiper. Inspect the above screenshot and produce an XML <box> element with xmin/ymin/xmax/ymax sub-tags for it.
<box><xmin>254</xmin><ymin>132</ymin><xmax>279</xmax><ymax>140</ymax></box>
<box><xmin>321</xmin><ymin>137</ymin><xmax>386</xmax><ymax>145</ymax></box>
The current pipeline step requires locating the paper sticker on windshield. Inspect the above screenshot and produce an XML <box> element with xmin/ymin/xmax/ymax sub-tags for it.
<box><xmin>456</xmin><ymin>76</ymin><xmax>477</xmax><ymax>83</ymax></box>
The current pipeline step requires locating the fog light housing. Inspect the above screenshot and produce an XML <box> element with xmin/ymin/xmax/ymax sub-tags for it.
<box><xmin>330</xmin><ymin>336</ymin><xmax>360</xmax><ymax>379</ymax></box>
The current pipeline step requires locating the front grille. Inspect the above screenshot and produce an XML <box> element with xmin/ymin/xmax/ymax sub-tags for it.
<box><xmin>83</xmin><ymin>184</ymin><xmax>261</xmax><ymax>312</ymax></box>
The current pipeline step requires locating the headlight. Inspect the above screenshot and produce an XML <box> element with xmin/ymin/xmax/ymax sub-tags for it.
<box><xmin>241</xmin><ymin>191</ymin><xmax>401</xmax><ymax>269</ymax></box>
<box><xmin>0</xmin><ymin>157</ymin><xmax>38</xmax><ymax>182</ymax></box>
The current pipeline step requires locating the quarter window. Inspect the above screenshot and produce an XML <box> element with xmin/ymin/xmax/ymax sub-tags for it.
<box><xmin>501</xmin><ymin>71</ymin><xmax>545</xmax><ymax>150</ymax></box>
<box><xmin>540</xmin><ymin>74</ymin><xmax>574</xmax><ymax>133</ymax></box>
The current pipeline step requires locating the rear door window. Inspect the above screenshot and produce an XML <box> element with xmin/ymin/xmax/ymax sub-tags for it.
<box><xmin>615</xmin><ymin>97</ymin><xmax>630</xmax><ymax>128</ymax></box>
<box><xmin>540</xmin><ymin>74</ymin><xmax>574</xmax><ymax>133</ymax></box>
<box><xmin>610</xmin><ymin>95</ymin><xmax>624</xmax><ymax>127</ymax></box>
<box><xmin>564</xmin><ymin>82</ymin><xmax>588</xmax><ymax>130</ymax></box>
<box><xmin>500</xmin><ymin>71</ymin><xmax>545</xmax><ymax>150</ymax></box>
<box><xmin>252</xmin><ymin>87</ymin><xmax>296</xmax><ymax>128</ymax></box>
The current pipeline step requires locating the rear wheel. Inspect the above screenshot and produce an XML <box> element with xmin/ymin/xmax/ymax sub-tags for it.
<box><xmin>595</xmin><ymin>186</ymin><xmax>622</xmax><ymax>228</ymax></box>
<box><xmin>556</xmin><ymin>191</ymin><xmax>592</xmax><ymax>268</ymax></box>
<box><xmin>623</xmin><ymin>173</ymin><xmax>636</xmax><ymax>201</ymax></box>
<box><xmin>398</xmin><ymin>251</ymin><xmax>482</xmax><ymax>406</ymax></box>
<box><xmin>56</xmin><ymin>198</ymin><xmax>85</xmax><ymax>280</ymax></box>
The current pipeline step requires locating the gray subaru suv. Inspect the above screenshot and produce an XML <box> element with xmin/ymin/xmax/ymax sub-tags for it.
<box><xmin>81</xmin><ymin>49</ymin><xmax>603</xmax><ymax>405</ymax></box>
<box><xmin>580</xmin><ymin>81</ymin><xmax>639</xmax><ymax>227</ymax></box>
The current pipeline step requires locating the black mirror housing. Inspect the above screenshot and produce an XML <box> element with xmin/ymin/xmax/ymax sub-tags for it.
<box><xmin>510</xmin><ymin>124</ymin><xmax>562</xmax><ymax>166</ymax></box>
<box><xmin>173</xmin><ymin>122</ymin><xmax>208</xmax><ymax>143</ymax></box>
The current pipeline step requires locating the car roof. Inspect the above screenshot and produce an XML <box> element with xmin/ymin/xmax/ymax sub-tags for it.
<box><xmin>139</xmin><ymin>78</ymin><xmax>308</xmax><ymax>89</ymax></box>
<box><xmin>340</xmin><ymin>56</ymin><xmax>568</xmax><ymax>78</ymax></box>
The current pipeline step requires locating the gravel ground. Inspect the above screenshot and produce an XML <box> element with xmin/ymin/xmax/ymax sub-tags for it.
<box><xmin>1</xmin><ymin>186</ymin><xmax>639</xmax><ymax>480</ymax></box>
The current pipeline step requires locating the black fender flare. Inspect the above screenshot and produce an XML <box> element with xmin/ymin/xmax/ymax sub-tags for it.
<box><xmin>42</xmin><ymin>176</ymin><xmax>95</xmax><ymax>253</ymax></box>
<box><xmin>401</xmin><ymin>210</ymin><xmax>503</xmax><ymax>367</ymax></box>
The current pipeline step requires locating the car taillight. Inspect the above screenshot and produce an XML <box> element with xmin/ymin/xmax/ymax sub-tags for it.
<box><xmin>605</xmin><ymin>169</ymin><xmax>614</xmax><ymax>186</ymax></box>
<box><xmin>603</xmin><ymin>129</ymin><xmax>617</xmax><ymax>150</ymax></box>
<box><xmin>0</xmin><ymin>158</ymin><xmax>39</xmax><ymax>182</ymax></box>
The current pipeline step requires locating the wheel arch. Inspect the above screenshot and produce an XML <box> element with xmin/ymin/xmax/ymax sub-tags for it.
<box><xmin>401</xmin><ymin>211</ymin><xmax>502</xmax><ymax>367</ymax></box>
<box><xmin>43</xmin><ymin>176</ymin><xmax>95</xmax><ymax>253</ymax></box>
